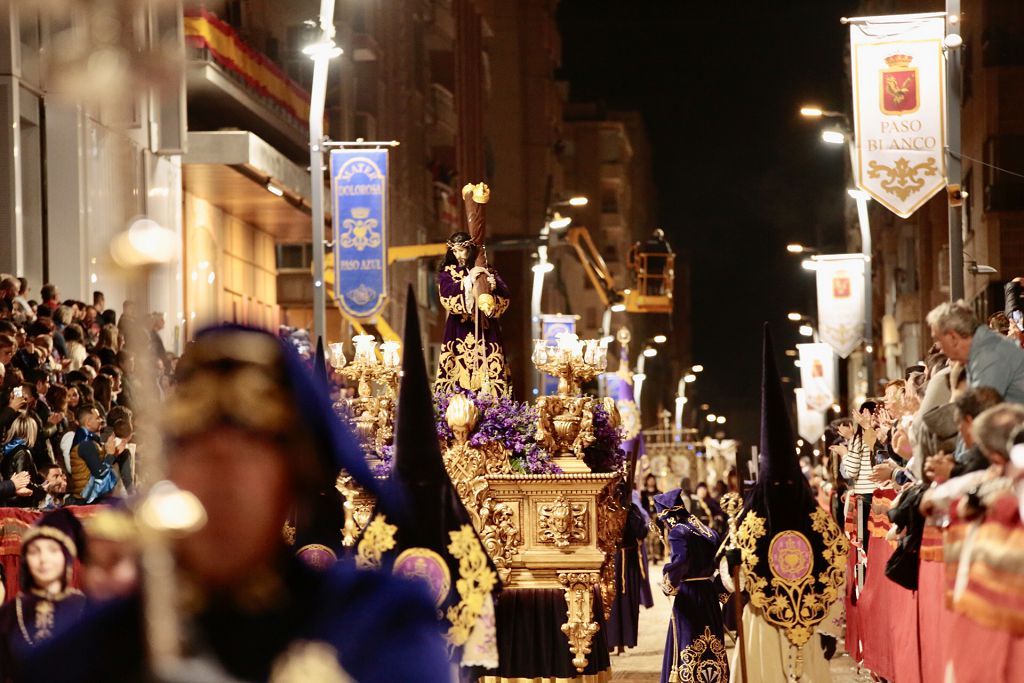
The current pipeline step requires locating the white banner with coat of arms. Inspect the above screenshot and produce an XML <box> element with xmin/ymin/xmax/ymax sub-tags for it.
<box><xmin>815</xmin><ymin>256</ymin><xmax>865</xmax><ymax>359</ymax></box>
<box><xmin>795</xmin><ymin>388</ymin><xmax>826</xmax><ymax>444</ymax></box>
<box><xmin>850</xmin><ymin>13</ymin><xmax>946</xmax><ymax>218</ymax></box>
<box><xmin>797</xmin><ymin>343</ymin><xmax>836</xmax><ymax>413</ymax></box>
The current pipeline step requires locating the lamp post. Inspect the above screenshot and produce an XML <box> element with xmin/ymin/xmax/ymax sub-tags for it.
<box><xmin>674</xmin><ymin>365</ymin><xmax>702</xmax><ymax>435</ymax></box>
<box><xmin>307</xmin><ymin>0</ymin><xmax>343</xmax><ymax>349</ymax></box>
<box><xmin>531</xmin><ymin>195</ymin><xmax>588</xmax><ymax>396</ymax></box>
<box><xmin>798</xmin><ymin>106</ymin><xmax>875</xmax><ymax>392</ymax></box>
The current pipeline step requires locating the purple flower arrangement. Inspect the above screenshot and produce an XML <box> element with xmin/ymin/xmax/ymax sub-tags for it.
<box><xmin>373</xmin><ymin>444</ymin><xmax>395</xmax><ymax>477</ymax></box>
<box><xmin>434</xmin><ymin>390</ymin><xmax>560</xmax><ymax>474</ymax></box>
<box><xmin>583</xmin><ymin>402</ymin><xmax>626</xmax><ymax>473</ymax></box>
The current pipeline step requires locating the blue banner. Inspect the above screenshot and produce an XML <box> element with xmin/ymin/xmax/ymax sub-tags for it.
<box><xmin>540</xmin><ymin>314</ymin><xmax>578</xmax><ymax>396</ymax></box>
<box><xmin>331</xmin><ymin>149</ymin><xmax>388</xmax><ymax>319</ymax></box>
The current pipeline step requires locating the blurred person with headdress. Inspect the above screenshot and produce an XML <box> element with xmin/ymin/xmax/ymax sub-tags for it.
<box><xmin>358</xmin><ymin>289</ymin><xmax>500</xmax><ymax>677</ymax></box>
<box><xmin>653</xmin><ymin>481</ymin><xmax>729</xmax><ymax>682</ymax></box>
<box><xmin>434</xmin><ymin>219</ymin><xmax>511</xmax><ymax>397</ymax></box>
<box><xmin>727</xmin><ymin>327</ymin><xmax>847</xmax><ymax>682</ymax></box>
<box><xmin>80</xmin><ymin>507</ymin><xmax>139</xmax><ymax>603</ymax></box>
<box><xmin>25</xmin><ymin>324</ymin><xmax>450</xmax><ymax>683</ymax></box>
<box><xmin>0</xmin><ymin>509</ymin><xmax>86</xmax><ymax>680</ymax></box>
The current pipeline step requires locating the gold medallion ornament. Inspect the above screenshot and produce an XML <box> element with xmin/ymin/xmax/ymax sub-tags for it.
<box><xmin>393</xmin><ymin>547</ymin><xmax>452</xmax><ymax>609</ymax></box>
<box><xmin>355</xmin><ymin>514</ymin><xmax>397</xmax><ymax>570</ymax></box>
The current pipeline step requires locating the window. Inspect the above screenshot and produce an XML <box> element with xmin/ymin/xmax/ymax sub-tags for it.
<box><xmin>601</xmin><ymin>188</ymin><xmax>619</xmax><ymax>214</ymax></box>
<box><xmin>984</xmin><ymin>135</ymin><xmax>1024</xmax><ymax>212</ymax></box>
<box><xmin>276</xmin><ymin>244</ymin><xmax>312</xmax><ymax>270</ymax></box>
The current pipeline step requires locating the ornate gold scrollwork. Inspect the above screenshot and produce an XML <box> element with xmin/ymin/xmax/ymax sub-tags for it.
<box><xmin>558</xmin><ymin>571</ymin><xmax>601</xmax><ymax>673</ymax></box>
<box><xmin>478</xmin><ymin>497</ymin><xmax>520</xmax><ymax>584</ymax></box>
<box><xmin>435</xmin><ymin>333</ymin><xmax>509</xmax><ymax>398</ymax></box>
<box><xmin>596</xmin><ymin>481</ymin><xmax>627</xmax><ymax>621</ymax></box>
<box><xmin>355</xmin><ymin>514</ymin><xmax>397</xmax><ymax>570</ymax></box>
<box><xmin>446</xmin><ymin>524</ymin><xmax>499</xmax><ymax>651</ymax></box>
<box><xmin>538</xmin><ymin>495</ymin><xmax>588</xmax><ymax>548</ymax></box>
<box><xmin>734</xmin><ymin>507</ymin><xmax>849</xmax><ymax>679</ymax></box>
<box><xmin>866</xmin><ymin>156</ymin><xmax>939</xmax><ymax>200</ymax></box>
<box><xmin>535</xmin><ymin>395</ymin><xmax>597</xmax><ymax>473</ymax></box>
<box><xmin>677</xmin><ymin>626</ymin><xmax>729</xmax><ymax>683</ymax></box>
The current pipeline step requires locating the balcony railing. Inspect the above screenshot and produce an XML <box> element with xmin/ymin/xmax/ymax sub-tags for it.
<box><xmin>184</xmin><ymin>8</ymin><xmax>312</xmax><ymax>129</ymax></box>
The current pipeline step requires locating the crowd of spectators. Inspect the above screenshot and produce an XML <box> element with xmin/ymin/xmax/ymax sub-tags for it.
<box><xmin>0</xmin><ymin>276</ymin><xmax>173</xmax><ymax>509</ymax></box>
<box><xmin>819</xmin><ymin>295</ymin><xmax>1024</xmax><ymax>630</ymax></box>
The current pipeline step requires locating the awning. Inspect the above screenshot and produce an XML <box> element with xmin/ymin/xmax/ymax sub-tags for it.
<box><xmin>183</xmin><ymin>131</ymin><xmax>326</xmax><ymax>242</ymax></box>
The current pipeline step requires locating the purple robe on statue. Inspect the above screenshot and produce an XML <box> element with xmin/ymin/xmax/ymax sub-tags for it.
<box><xmin>435</xmin><ymin>263</ymin><xmax>511</xmax><ymax>397</ymax></box>
<box><xmin>655</xmin><ymin>489</ymin><xmax>730</xmax><ymax>683</ymax></box>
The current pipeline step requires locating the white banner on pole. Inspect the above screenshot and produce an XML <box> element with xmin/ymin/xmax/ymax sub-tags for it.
<box><xmin>798</xmin><ymin>343</ymin><xmax>836</xmax><ymax>412</ymax></box>
<box><xmin>816</xmin><ymin>255</ymin><xmax>865</xmax><ymax>358</ymax></box>
<box><xmin>795</xmin><ymin>388</ymin><xmax>826</xmax><ymax>444</ymax></box>
<box><xmin>850</xmin><ymin>14</ymin><xmax>946</xmax><ymax>218</ymax></box>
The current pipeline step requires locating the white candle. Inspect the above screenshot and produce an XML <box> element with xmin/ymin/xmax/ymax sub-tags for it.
<box><xmin>328</xmin><ymin>342</ymin><xmax>346</xmax><ymax>369</ymax></box>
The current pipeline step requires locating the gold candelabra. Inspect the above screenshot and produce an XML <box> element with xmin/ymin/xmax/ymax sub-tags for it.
<box><xmin>532</xmin><ymin>333</ymin><xmax>610</xmax><ymax>473</ymax></box>
<box><xmin>328</xmin><ymin>335</ymin><xmax>400</xmax><ymax>457</ymax></box>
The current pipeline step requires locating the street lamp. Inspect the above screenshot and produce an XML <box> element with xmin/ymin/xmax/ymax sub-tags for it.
<box><xmin>716</xmin><ymin>415</ymin><xmax>726</xmax><ymax>425</ymax></box>
<box><xmin>549</xmin><ymin>212</ymin><xmax>572</xmax><ymax>230</ymax></box>
<box><xmin>653</xmin><ymin>334</ymin><xmax>668</xmax><ymax>344</ymax></box>
<box><xmin>531</xmin><ymin>261</ymin><xmax>554</xmax><ymax>274</ymax></box>
<box><xmin>642</xmin><ymin>347</ymin><xmax>657</xmax><ymax>358</ymax></box>
<box><xmin>799</xmin><ymin>324</ymin><xmax>814</xmax><ymax>337</ymax></box>
<box><xmin>691</xmin><ymin>364</ymin><xmax>704</xmax><ymax>373</ymax></box>
<box><xmin>799</xmin><ymin>105</ymin><xmax>849</xmax><ymax>120</ymax></box>
<box><xmin>786</xmin><ymin>243</ymin><xmax>818</xmax><ymax>254</ymax></box>
<box><xmin>683</xmin><ymin>373</ymin><xmax>696</xmax><ymax>383</ymax></box>
<box><xmin>821</xmin><ymin>129</ymin><xmax>846</xmax><ymax>145</ymax></box>
<box><xmin>568</xmin><ymin>196</ymin><xmax>588</xmax><ymax>207</ymax></box>
<box><xmin>787</xmin><ymin>312</ymin><xmax>803</xmax><ymax>321</ymax></box>
<box><xmin>707</xmin><ymin>413</ymin><xmax>717</xmax><ymax>422</ymax></box>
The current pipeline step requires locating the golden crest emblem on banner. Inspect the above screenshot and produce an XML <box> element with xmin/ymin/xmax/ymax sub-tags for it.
<box><xmin>880</xmin><ymin>53</ymin><xmax>919</xmax><ymax>116</ymax></box>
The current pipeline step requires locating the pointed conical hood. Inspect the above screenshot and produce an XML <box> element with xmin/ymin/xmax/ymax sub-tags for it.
<box><xmin>314</xmin><ymin>337</ymin><xmax>327</xmax><ymax>387</ymax></box>
<box><xmin>392</xmin><ymin>287</ymin><xmax>449</xmax><ymax>484</ymax></box>
<box><xmin>758</xmin><ymin>324</ymin><xmax>804</xmax><ymax>486</ymax></box>
<box><xmin>735</xmin><ymin>324</ymin><xmax>848</xmax><ymax>654</ymax></box>
<box><xmin>369</xmin><ymin>287</ymin><xmax>500</xmax><ymax>664</ymax></box>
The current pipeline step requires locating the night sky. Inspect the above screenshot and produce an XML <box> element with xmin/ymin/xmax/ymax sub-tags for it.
<box><xmin>558</xmin><ymin>0</ymin><xmax>857</xmax><ymax>446</ymax></box>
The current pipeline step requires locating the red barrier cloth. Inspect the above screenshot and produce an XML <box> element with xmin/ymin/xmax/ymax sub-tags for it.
<box><xmin>845</xmin><ymin>547</ymin><xmax>863</xmax><ymax>662</ymax></box>
<box><xmin>918</xmin><ymin>559</ymin><xmax>953</xmax><ymax>683</ymax></box>
<box><xmin>945</xmin><ymin>611</ymin><xmax>1014</xmax><ymax>683</ymax></box>
<box><xmin>858</xmin><ymin>539</ymin><xmax>895</xmax><ymax>680</ymax></box>
<box><xmin>0</xmin><ymin>506</ymin><xmax>98</xmax><ymax>600</ymax></box>
<box><xmin>889</xmin><ymin>578</ymin><xmax>921</xmax><ymax>683</ymax></box>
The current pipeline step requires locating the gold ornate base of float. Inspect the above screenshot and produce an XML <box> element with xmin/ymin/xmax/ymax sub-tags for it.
<box><xmin>481</xmin><ymin>473</ymin><xmax>624</xmax><ymax>673</ymax></box>
<box><xmin>340</xmin><ymin>392</ymin><xmax>627</xmax><ymax>675</ymax></box>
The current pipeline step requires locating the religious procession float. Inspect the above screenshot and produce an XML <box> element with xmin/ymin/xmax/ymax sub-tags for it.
<box><xmin>326</xmin><ymin>181</ymin><xmax>638</xmax><ymax>682</ymax></box>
